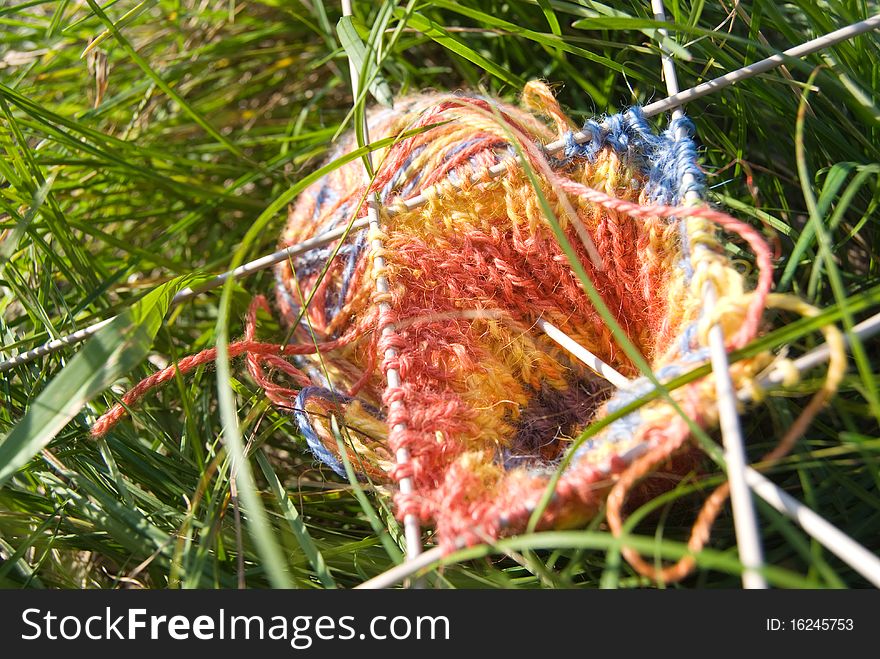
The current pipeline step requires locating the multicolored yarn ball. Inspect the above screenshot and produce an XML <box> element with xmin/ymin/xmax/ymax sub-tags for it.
<box><xmin>94</xmin><ymin>81</ymin><xmax>845</xmax><ymax>580</ymax></box>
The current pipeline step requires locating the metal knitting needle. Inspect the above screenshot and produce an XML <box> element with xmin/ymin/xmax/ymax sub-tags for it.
<box><xmin>744</xmin><ymin>467</ymin><xmax>880</xmax><ymax>587</ymax></box>
<box><xmin>541</xmin><ymin>12</ymin><xmax>880</xmax><ymax>154</ymax></box>
<box><xmin>4</xmin><ymin>16</ymin><xmax>878</xmax><ymax>372</ymax></box>
<box><xmin>358</xmin><ymin>310</ymin><xmax>880</xmax><ymax>589</ymax></box>
<box><xmin>355</xmin><ymin>545</ymin><xmax>444</xmax><ymax>589</ymax></box>
<box><xmin>640</xmin><ymin>12</ymin><xmax>880</xmax><ymax>119</ymax></box>
<box><xmin>0</xmin><ymin>219</ymin><xmax>373</xmax><ymax>372</ymax></box>
<box><xmin>651</xmin><ymin>0</ymin><xmax>766</xmax><ymax>589</ymax></box>
<box><xmin>340</xmin><ymin>0</ymin><xmax>422</xmax><ymax>570</ymax></box>
<box><xmin>757</xmin><ymin>310</ymin><xmax>880</xmax><ymax>389</ymax></box>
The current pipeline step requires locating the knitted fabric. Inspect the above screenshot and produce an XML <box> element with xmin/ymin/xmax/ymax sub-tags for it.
<box><xmin>89</xmin><ymin>82</ymin><xmax>846</xmax><ymax>575</ymax></box>
<box><xmin>266</xmin><ymin>84</ymin><xmax>775</xmax><ymax>549</ymax></box>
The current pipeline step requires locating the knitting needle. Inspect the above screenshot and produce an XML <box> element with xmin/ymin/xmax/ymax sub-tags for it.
<box><xmin>544</xmin><ymin>309</ymin><xmax>880</xmax><ymax>402</ymax></box>
<box><xmin>340</xmin><ymin>0</ymin><xmax>422</xmax><ymax>569</ymax></box>
<box><xmin>743</xmin><ymin>467</ymin><xmax>880</xmax><ymax>588</ymax></box>
<box><xmin>542</xmin><ymin>308</ymin><xmax>880</xmax><ymax>414</ymax></box>
<box><xmin>4</xmin><ymin>17</ymin><xmax>878</xmax><ymax>371</ymax></box>
<box><xmin>357</xmin><ymin>309</ymin><xmax>880</xmax><ymax>589</ymax></box>
<box><xmin>536</xmin><ymin>319</ymin><xmax>631</xmax><ymax>388</ymax></box>
<box><xmin>640</xmin><ymin>12</ymin><xmax>880</xmax><ymax>119</ymax></box>
<box><xmin>756</xmin><ymin>310</ymin><xmax>880</xmax><ymax>390</ymax></box>
<box><xmin>651</xmin><ymin>0</ymin><xmax>766</xmax><ymax>589</ymax></box>
<box><xmin>0</xmin><ymin>219</ymin><xmax>373</xmax><ymax>373</ymax></box>
<box><xmin>356</xmin><ymin>545</ymin><xmax>444</xmax><ymax>590</ymax></box>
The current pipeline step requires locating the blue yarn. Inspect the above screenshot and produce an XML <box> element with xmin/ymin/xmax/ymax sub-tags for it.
<box><xmin>294</xmin><ymin>387</ymin><xmax>387</xmax><ymax>477</ymax></box>
<box><xmin>563</xmin><ymin>118</ymin><xmax>604</xmax><ymax>161</ymax></box>
<box><xmin>681</xmin><ymin>346</ymin><xmax>710</xmax><ymax>364</ymax></box>
<box><xmin>560</xmin><ymin>107</ymin><xmax>705</xmax><ymax>207</ymax></box>
<box><xmin>330</xmin><ymin>229</ymin><xmax>368</xmax><ymax>326</ymax></box>
<box><xmin>399</xmin><ymin>146</ymin><xmax>427</xmax><ymax>196</ymax></box>
<box><xmin>445</xmin><ymin>137</ymin><xmax>483</xmax><ymax>158</ymax></box>
<box><xmin>679</xmin><ymin>321</ymin><xmax>698</xmax><ymax>355</ymax></box>
<box><xmin>275</xmin><ymin>268</ymin><xmax>300</xmax><ymax>315</ymax></box>
<box><xmin>312</xmin><ymin>182</ymin><xmax>337</xmax><ymax>220</ymax></box>
<box><xmin>382</xmin><ymin>146</ymin><xmax>427</xmax><ymax>199</ymax></box>
<box><xmin>294</xmin><ymin>387</ymin><xmax>348</xmax><ymax>476</ymax></box>
<box><xmin>293</xmin><ymin>244</ymin><xmax>349</xmax><ymax>277</ymax></box>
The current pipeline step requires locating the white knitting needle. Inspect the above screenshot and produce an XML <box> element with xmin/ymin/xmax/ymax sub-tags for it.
<box><xmin>340</xmin><ymin>0</ymin><xmax>422</xmax><ymax>569</ymax></box>
<box><xmin>757</xmin><ymin>310</ymin><xmax>880</xmax><ymax>389</ymax></box>
<box><xmin>744</xmin><ymin>468</ymin><xmax>880</xmax><ymax>587</ymax></box>
<box><xmin>356</xmin><ymin>545</ymin><xmax>444</xmax><ymax>589</ymax></box>
<box><xmin>3</xmin><ymin>17</ymin><xmax>878</xmax><ymax>371</ymax></box>
<box><xmin>0</xmin><ymin>219</ymin><xmax>373</xmax><ymax>372</ymax></box>
<box><xmin>651</xmin><ymin>0</ymin><xmax>766</xmax><ymax>589</ymax></box>
<box><xmin>541</xmin><ymin>308</ymin><xmax>880</xmax><ymax>408</ymax></box>
<box><xmin>536</xmin><ymin>319</ymin><xmax>631</xmax><ymax>388</ymax></box>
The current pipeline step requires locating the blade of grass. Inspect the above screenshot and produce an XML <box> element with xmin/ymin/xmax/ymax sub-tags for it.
<box><xmin>0</xmin><ymin>273</ymin><xmax>207</xmax><ymax>488</ymax></box>
<box><xmin>83</xmin><ymin>0</ymin><xmax>250</xmax><ymax>163</ymax></box>
<box><xmin>337</xmin><ymin>15</ymin><xmax>395</xmax><ymax>107</ymax></box>
<box><xmin>794</xmin><ymin>69</ymin><xmax>880</xmax><ymax>424</ymax></box>
<box><xmin>255</xmin><ymin>451</ymin><xmax>337</xmax><ymax>588</ymax></box>
<box><xmin>403</xmin><ymin>11</ymin><xmax>524</xmax><ymax>89</ymax></box>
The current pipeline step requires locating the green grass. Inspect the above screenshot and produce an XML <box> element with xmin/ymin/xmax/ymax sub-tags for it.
<box><xmin>1</xmin><ymin>0</ymin><xmax>879</xmax><ymax>589</ymax></box>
